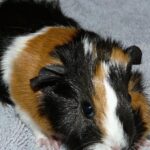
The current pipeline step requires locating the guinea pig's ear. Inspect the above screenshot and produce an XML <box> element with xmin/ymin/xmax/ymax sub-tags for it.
<box><xmin>30</xmin><ymin>65</ymin><xmax>65</xmax><ymax>91</ymax></box>
<box><xmin>126</xmin><ymin>45</ymin><xmax>142</xmax><ymax>65</ymax></box>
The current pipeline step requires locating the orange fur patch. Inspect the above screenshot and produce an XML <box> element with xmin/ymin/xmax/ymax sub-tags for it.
<box><xmin>10</xmin><ymin>27</ymin><xmax>78</xmax><ymax>136</ymax></box>
<box><xmin>111</xmin><ymin>48</ymin><xmax>129</xmax><ymax>64</ymax></box>
<box><xmin>129</xmin><ymin>76</ymin><xmax>150</xmax><ymax>137</ymax></box>
<box><xmin>93</xmin><ymin>63</ymin><xmax>106</xmax><ymax>136</ymax></box>
<box><xmin>131</xmin><ymin>92</ymin><xmax>150</xmax><ymax>137</ymax></box>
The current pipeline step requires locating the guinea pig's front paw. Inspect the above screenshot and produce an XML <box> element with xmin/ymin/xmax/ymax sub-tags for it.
<box><xmin>36</xmin><ymin>134</ymin><xmax>61</xmax><ymax>150</ymax></box>
<box><xmin>136</xmin><ymin>139</ymin><xmax>150</xmax><ymax>150</ymax></box>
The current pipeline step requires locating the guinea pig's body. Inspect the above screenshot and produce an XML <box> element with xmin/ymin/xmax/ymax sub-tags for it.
<box><xmin>0</xmin><ymin>0</ymin><xmax>150</xmax><ymax>150</ymax></box>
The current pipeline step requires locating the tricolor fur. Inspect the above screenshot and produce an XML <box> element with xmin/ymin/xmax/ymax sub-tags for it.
<box><xmin>0</xmin><ymin>0</ymin><xmax>150</xmax><ymax>150</ymax></box>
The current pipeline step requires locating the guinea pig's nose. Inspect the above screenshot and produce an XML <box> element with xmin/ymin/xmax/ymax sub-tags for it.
<box><xmin>111</xmin><ymin>145</ymin><xmax>121</xmax><ymax>150</ymax></box>
<box><xmin>111</xmin><ymin>145</ymin><xmax>128</xmax><ymax>150</ymax></box>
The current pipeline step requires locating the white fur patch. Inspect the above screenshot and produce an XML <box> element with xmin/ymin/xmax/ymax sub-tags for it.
<box><xmin>91</xmin><ymin>63</ymin><xmax>128</xmax><ymax>149</ymax></box>
<box><xmin>87</xmin><ymin>143</ymin><xmax>111</xmax><ymax>150</ymax></box>
<box><xmin>88</xmin><ymin>142</ymin><xmax>132</xmax><ymax>150</ymax></box>
<box><xmin>1</xmin><ymin>27</ymin><xmax>50</xmax><ymax>86</ymax></box>
<box><xmin>102</xmin><ymin>76</ymin><xmax>127</xmax><ymax>147</ymax></box>
<box><xmin>83</xmin><ymin>38</ymin><xmax>93</xmax><ymax>55</ymax></box>
<box><xmin>110</xmin><ymin>61</ymin><xmax>128</xmax><ymax>71</ymax></box>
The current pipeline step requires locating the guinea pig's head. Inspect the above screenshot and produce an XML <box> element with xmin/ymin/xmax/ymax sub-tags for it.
<box><xmin>30</xmin><ymin>31</ymin><xmax>143</xmax><ymax>150</ymax></box>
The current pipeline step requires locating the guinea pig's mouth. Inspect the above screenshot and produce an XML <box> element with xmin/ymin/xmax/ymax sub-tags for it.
<box><xmin>50</xmin><ymin>133</ymin><xmax>66</xmax><ymax>149</ymax></box>
<box><xmin>52</xmin><ymin>134</ymin><xmax>150</xmax><ymax>150</ymax></box>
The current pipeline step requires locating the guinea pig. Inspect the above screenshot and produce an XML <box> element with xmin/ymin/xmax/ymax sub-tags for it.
<box><xmin>0</xmin><ymin>0</ymin><xmax>150</xmax><ymax>150</ymax></box>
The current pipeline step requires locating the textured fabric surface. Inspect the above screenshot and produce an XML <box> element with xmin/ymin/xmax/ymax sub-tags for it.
<box><xmin>0</xmin><ymin>0</ymin><xmax>150</xmax><ymax>149</ymax></box>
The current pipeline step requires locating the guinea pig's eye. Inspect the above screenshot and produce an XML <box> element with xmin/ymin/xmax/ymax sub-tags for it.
<box><xmin>82</xmin><ymin>101</ymin><xmax>94</xmax><ymax>119</ymax></box>
<box><xmin>127</xmin><ymin>94</ymin><xmax>131</xmax><ymax>103</ymax></box>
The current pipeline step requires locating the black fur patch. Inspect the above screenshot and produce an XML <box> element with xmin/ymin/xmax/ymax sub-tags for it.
<box><xmin>126</xmin><ymin>46</ymin><xmax>142</xmax><ymax>65</ymax></box>
<box><xmin>0</xmin><ymin>0</ymin><xmax>79</xmax><ymax>36</ymax></box>
<box><xmin>132</xmin><ymin>108</ymin><xmax>147</xmax><ymax>145</ymax></box>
